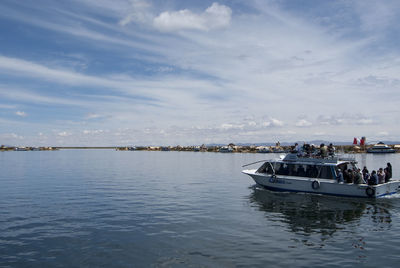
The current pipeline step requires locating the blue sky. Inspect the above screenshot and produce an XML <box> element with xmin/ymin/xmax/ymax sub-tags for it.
<box><xmin>1</xmin><ymin>0</ymin><xmax>400</xmax><ymax>146</ymax></box>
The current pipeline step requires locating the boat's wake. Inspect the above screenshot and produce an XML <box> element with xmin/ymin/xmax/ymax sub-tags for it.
<box><xmin>379</xmin><ymin>192</ymin><xmax>400</xmax><ymax>199</ymax></box>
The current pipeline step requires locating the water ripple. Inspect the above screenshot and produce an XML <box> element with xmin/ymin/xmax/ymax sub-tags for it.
<box><xmin>1</xmin><ymin>151</ymin><xmax>400</xmax><ymax>267</ymax></box>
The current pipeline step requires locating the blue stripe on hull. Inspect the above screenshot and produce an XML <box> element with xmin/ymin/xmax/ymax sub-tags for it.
<box><xmin>256</xmin><ymin>184</ymin><xmax>398</xmax><ymax>198</ymax></box>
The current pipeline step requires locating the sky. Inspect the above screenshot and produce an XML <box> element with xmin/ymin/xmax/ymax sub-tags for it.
<box><xmin>1</xmin><ymin>0</ymin><xmax>400</xmax><ymax>146</ymax></box>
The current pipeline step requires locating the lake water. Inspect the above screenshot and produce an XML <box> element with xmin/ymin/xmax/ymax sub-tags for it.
<box><xmin>1</xmin><ymin>150</ymin><xmax>400</xmax><ymax>267</ymax></box>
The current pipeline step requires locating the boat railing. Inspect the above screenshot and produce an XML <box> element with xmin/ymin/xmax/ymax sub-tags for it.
<box><xmin>283</xmin><ymin>153</ymin><xmax>357</xmax><ymax>164</ymax></box>
<box><xmin>242</xmin><ymin>153</ymin><xmax>357</xmax><ymax>168</ymax></box>
<box><xmin>337</xmin><ymin>155</ymin><xmax>357</xmax><ymax>162</ymax></box>
<box><xmin>242</xmin><ymin>159</ymin><xmax>269</xmax><ymax>168</ymax></box>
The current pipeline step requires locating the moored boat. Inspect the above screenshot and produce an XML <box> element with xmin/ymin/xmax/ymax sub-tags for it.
<box><xmin>242</xmin><ymin>153</ymin><xmax>400</xmax><ymax>198</ymax></box>
<box><xmin>257</xmin><ymin>146</ymin><xmax>271</xmax><ymax>153</ymax></box>
<box><xmin>14</xmin><ymin>147</ymin><xmax>28</xmax><ymax>151</ymax></box>
<box><xmin>219</xmin><ymin>146</ymin><xmax>233</xmax><ymax>153</ymax></box>
<box><xmin>367</xmin><ymin>142</ymin><xmax>395</xmax><ymax>153</ymax></box>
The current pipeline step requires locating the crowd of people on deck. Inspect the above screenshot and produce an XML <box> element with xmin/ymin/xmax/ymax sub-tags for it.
<box><xmin>290</xmin><ymin>142</ymin><xmax>393</xmax><ymax>185</ymax></box>
<box><xmin>336</xmin><ymin>163</ymin><xmax>392</xmax><ymax>185</ymax></box>
<box><xmin>292</xmin><ymin>142</ymin><xmax>335</xmax><ymax>158</ymax></box>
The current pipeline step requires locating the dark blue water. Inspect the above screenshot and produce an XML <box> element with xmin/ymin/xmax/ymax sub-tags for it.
<box><xmin>1</xmin><ymin>150</ymin><xmax>400</xmax><ymax>267</ymax></box>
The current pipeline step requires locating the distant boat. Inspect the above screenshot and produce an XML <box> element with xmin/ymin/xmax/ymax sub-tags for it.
<box><xmin>14</xmin><ymin>147</ymin><xmax>28</xmax><ymax>151</ymax></box>
<box><xmin>367</xmin><ymin>142</ymin><xmax>395</xmax><ymax>154</ymax></box>
<box><xmin>257</xmin><ymin>146</ymin><xmax>271</xmax><ymax>153</ymax></box>
<box><xmin>219</xmin><ymin>146</ymin><xmax>233</xmax><ymax>153</ymax></box>
<box><xmin>271</xmin><ymin>147</ymin><xmax>289</xmax><ymax>153</ymax></box>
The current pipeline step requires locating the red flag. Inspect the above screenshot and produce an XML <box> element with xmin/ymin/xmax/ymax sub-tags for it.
<box><xmin>360</xmin><ymin>137</ymin><xmax>365</xmax><ymax>146</ymax></box>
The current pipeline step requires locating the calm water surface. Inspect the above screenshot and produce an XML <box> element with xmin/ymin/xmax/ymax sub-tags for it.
<box><xmin>1</xmin><ymin>150</ymin><xmax>400</xmax><ymax>267</ymax></box>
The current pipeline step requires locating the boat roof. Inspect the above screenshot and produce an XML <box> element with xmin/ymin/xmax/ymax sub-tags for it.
<box><xmin>372</xmin><ymin>144</ymin><xmax>390</xmax><ymax>147</ymax></box>
<box><xmin>271</xmin><ymin>153</ymin><xmax>356</xmax><ymax>166</ymax></box>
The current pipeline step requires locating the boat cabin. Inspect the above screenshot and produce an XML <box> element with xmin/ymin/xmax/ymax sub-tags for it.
<box><xmin>256</xmin><ymin>154</ymin><xmax>357</xmax><ymax>180</ymax></box>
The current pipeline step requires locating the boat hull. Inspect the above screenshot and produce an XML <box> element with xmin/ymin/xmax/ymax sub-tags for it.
<box><xmin>367</xmin><ymin>149</ymin><xmax>395</xmax><ymax>153</ymax></box>
<box><xmin>242</xmin><ymin>170</ymin><xmax>400</xmax><ymax>198</ymax></box>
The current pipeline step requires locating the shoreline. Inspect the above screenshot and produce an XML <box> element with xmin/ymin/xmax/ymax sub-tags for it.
<box><xmin>1</xmin><ymin>145</ymin><xmax>399</xmax><ymax>154</ymax></box>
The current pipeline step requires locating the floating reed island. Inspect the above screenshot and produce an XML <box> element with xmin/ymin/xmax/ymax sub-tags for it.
<box><xmin>3</xmin><ymin>144</ymin><xmax>400</xmax><ymax>153</ymax></box>
<box><xmin>115</xmin><ymin>144</ymin><xmax>400</xmax><ymax>154</ymax></box>
<box><xmin>0</xmin><ymin>145</ymin><xmax>58</xmax><ymax>151</ymax></box>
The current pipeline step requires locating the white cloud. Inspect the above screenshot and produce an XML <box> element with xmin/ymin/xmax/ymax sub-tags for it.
<box><xmin>83</xmin><ymin>129</ymin><xmax>104</xmax><ymax>134</ymax></box>
<box><xmin>313</xmin><ymin>132</ymin><xmax>326</xmax><ymax>136</ymax></box>
<box><xmin>0</xmin><ymin>104</ymin><xmax>16</xmax><ymax>109</ymax></box>
<box><xmin>58</xmin><ymin>131</ymin><xmax>71</xmax><ymax>137</ymax></box>
<box><xmin>1</xmin><ymin>1</ymin><xmax>400</xmax><ymax>145</ymax></box>
<box><xmin>357</xmin><ymin>118</ymin><xmax>374</xmax><ymax>125</ymax></box>
<box><xmin>271</xmin><ymin>118</ymin><xmax>284</xmax><ymax>127</ymax></box>
<box><xmin>248</xmin><ymin>121</ymin><xmax>257</xmax><ymax>127</ymax></box>
<box><xmin>15</xmin><ymin>111</ymin><xmax>27</xmax><ymax>117</ymax></box>
<box><xmin>85</xmin><ymin>113</ymin><xmax>102</xmax><ymax>119</ymax></box>
<box><xmin>295</xmin><ymin>119</ymin><xmax>312</xmax><ymax>127</ymax></box>
<box><xmin>119</xmin><ymin>0</ymin><xmax>153</xmax><ymax>26</ymax></box>
<box><xmin>262</xmin><ymin>118</ymin><xmax>284</xmax><ymax>128</ymax></box>
<box><xmin>153</xmin><ymin>2</ymin><xmax>231</xmax><ymax>32</ymax></box>
<box><xmin>219</xmin><ymin>123</ymin><xmax>244</xmax><ymax>130</ymax></box>
<box><xmin>0</xmin><ymin>133</ymin><xmax>24</xmax><ymax>140</ymax></box>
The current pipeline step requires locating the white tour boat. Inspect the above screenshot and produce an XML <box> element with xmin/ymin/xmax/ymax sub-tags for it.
<box><xmin>219</xmin><ymin>146</ymin><xmax>234</xmax><ymax>153</ymax></box>
<box><xmin>367</xmin><ymin>142</ymin><xmax>395</xmax><ymax>154</ymax></box>
<box><xmin>242</xmin><ymin>153</ymin><xmax>399</xmax><ymax>198</ymax></box>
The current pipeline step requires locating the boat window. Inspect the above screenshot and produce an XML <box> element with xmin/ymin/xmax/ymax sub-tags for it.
<box><xmin>273</xmin><ymin>163</ymin><xmax>317</xmax><ymax>177</ymax></box>
<box><xmin>305</xmin><ymin>165</ymin><xmax>319</xmax><ymax>178</ymax></box>
<box><xmin>256</xmin><ymin>162</ymin><xmax>268</xmax><ymax>173</ymax></box>
<box><xmin>257</xmin><ymin>162</ymin><xmax>274</xmax><ymax>174</ymax></box>
<box><xmin>318</xmin><ymin>166</ymin><xmax>335</xmax><ymax>180</ymax></box>
<box><xmin>337</xmin><ymin>163</ymin><xmax>357</xmax><ymax>172</ymax></box>
<box><xmin>275</xmin><ymin>163</ymin><xmax>289</xmax><ymax>175</ymax></box>
<box><xmin>288</xmin><ymin>164</ymin><xmax>297</xmax><ymax>176</ymax></box>
<box><xmin>296</xmin><ymin>165</ymin><xmax>306</xmax><ymax>177</ymax></box>
<box><xmin>265</xmin><ymin>163</ymin><xmax>274</xmax><ymax>174</ymax></box>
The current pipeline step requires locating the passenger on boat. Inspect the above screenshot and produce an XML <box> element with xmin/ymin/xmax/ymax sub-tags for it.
<box><xmin>319</xmin><ymin>143</ymin><xmax>328</xmax><ymax>158</ymax></box>
<box><xmin>386</xmin><ymin>162</ymin><xmax>392</xmax><ymax>180</ymax></box>
<box><xmin>277</xmin><ymin>164</ymin><xmax>289</xmax><ymax>175</ymax></box>
<box><xmin>292</xmin><ymin>143</ymin><xmax>300</xmax><ymax>153</ymax></box>
<box><xmin>302</xmin><ymin>143</ymin><xmax>311</xmax><ymax>156</ymax></box>
<box><xmin>288</xmin><ymin>165</ymin><xmax>297</xmax><ymax>176</ymax></box>
<box><xmin>354</xmin><ymin>168</ymin><xmax>364</xmax><ymax>184</ymax></box>
<box><xmin>306</xmin><ymin>165</ymin><xmax>318</xmax><ymax>177</ymax></box>
<box><xmin>343</xmin><ymin>168</ymin><xmax>353</xmax><ymax>183</ymax></box>
<box><xmin>328</xmin><ymin>143</ymin><xmax>335</xmax><ymax>156</ymax></box>
<box><xmin>377</xmin><ymin>168</ymin><xmax>385</xmax><ymax>184</ymax></box>
<box><xmin>336</xmin><ymin>169</ymin><xmax>344</xmax><ymax>183</ymax></box>
<box><xmin>310</xmin><ymin>144</ymin><xmax>316</xmax><ymax>155</ymax></box>
<box><xmin>362</xmin><ymin>167</ymin><xmax>370</xmax><ymax>184</ymax></box>
<box><xmin>266</xmin><ymin>164</ymin><xmax>273</xmax><ymax>174</ymax></box>
<box><xmin>384</xmin><ymin>168</ymin><xmax>390</xmax><ymax>183</ymax></box>
<box><xmin>297</xmin><ymin>165</ymin><xmax>306</xmax><ymax>177</ymax></box>
<box><xmin>369</xmin><ymin>170</ymin><xmax>378</xmax><ymax>185</ymax></box>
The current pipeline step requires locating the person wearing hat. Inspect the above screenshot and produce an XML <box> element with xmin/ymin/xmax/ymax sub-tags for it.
<box><xmin>336</xmin><ymin>168</ymin><xmax>344</xmax><ymax>183</ymax></box>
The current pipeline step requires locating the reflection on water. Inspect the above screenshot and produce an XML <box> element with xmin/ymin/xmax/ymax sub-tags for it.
<box><xmin>248</xmin><ymin>186</ymin><xmax>393</xmax><ymax>236</ymax></box>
